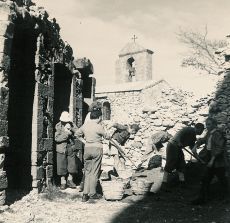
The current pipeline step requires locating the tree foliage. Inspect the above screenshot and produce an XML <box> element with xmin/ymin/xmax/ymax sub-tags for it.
<box><xmin>177</xmin><ymin>26</ymin><xmax>228</xmax><ymax>75</ymax></box>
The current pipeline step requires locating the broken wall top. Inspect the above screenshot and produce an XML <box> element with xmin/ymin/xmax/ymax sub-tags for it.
<box><xmin>0</xmin><ymin>0</ymin><xmax>74</xmax><ymax>69</ymax></box>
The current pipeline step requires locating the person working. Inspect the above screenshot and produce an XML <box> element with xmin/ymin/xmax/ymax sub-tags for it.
<box><xmin>109</xmin><ymin>123</ymin><xmax>140</xmax><ymax>176</ymax></box>
<box><xmin>161</xmin><ymin>123</ymin><xmax>204</xmax><ymax>190</ymax></box>
<box><xmin>138</xmin><ymin>131</ymin><xmax>172</xmax><ymax>169</ymax></box>
<box><xmin>191</xmin><ymin>118</ymin><xmax>228</xmax><ymax>205</ymax></box>
<box><xmin>75</xmin><ymin>108</ymin><xmax>110</xmax><ymax>202</ymax></box>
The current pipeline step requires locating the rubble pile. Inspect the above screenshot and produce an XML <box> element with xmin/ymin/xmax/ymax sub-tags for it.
<box><xmin>101</xmin><ymin>87</ymin><xmax>214</xmax><ymax>168</ymax></box>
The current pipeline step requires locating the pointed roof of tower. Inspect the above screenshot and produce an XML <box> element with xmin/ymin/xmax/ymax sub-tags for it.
<box><xmin>119</xmin><ymin>42</ymin><xmax>153</xmax><ymax>57</ymax></box>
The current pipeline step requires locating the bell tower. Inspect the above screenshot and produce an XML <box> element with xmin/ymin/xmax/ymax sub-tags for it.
<box><xmin>115</xmin><ymin>37</ymin><xmax>154</xmax><ymax>84</ymax></box>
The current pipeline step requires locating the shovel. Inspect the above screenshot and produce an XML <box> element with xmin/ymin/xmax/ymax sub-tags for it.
<box><xmin>182</xmin><ymin>147</ymin><xmax>206</xmax><ymax>164</ymax></box>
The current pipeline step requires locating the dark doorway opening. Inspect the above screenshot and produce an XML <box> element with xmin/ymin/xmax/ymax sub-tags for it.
<box><xmin>53</xmin><ymin>64</ymin><xmax>72</xmax><ymax>126</ymax></box>
<box><xmin>82</xmin><ymin>77</ymin><xmax>92</xmax><ymax>99</ymax></box>
<box><xmin>82</xmin><ymin>101</ymin><xmax>89</xmax><ymax>124</ymax></box>
<box><xmin>102</xmin><ymin>101</ymin><xmax>111</xmax><ymax>120</ymax></box>
<box><xmin>6</xmin><ymin>25</ymin><xmax>37</xmax><ymax>189</ymax></box>
<box><xmin>53</xmin><ymin>63</ymin><xmax>72</xmax><ymax>185</ymax></box>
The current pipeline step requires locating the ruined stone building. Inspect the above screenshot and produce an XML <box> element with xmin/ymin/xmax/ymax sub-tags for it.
<box><xmin>97</xmin><ymin>39</ymin><xmax>230</xmax><ymax>174</ymax></box>
<box><xmin>0</xmin><ymin>0</ymin><xmax>95</xmax><ymax>204</ymax></box>
<box><xmin>96</xmin><ymin>41</ymin><xmax>166</xmax><ymax>122</ymax></box>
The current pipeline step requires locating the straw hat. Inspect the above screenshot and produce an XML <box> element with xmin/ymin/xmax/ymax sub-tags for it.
<box><xmin>59</xmin><ymin>111</ymin><xmax>71</xmax><ymax>122</ymax></box>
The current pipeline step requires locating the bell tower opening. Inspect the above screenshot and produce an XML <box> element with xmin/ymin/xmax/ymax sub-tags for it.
<box><xmin>127</xmin><ymin>57</ymin><xmax>136</xmax><ymax>82</ymax></box>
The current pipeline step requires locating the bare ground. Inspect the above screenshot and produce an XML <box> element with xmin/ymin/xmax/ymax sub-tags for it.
<box><xmin>1</xmin><ymin>165</ymin><xmax>230</xmax><ymax>223</ymax></box>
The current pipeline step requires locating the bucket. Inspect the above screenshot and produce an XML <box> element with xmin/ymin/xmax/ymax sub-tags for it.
<box><xmin>101</xmin><ymin>179</ymin><xmax>126</xmax><ymax>201</ymax></box>
<box><xmin>131</xmin><ymin>177</ymin><xmax>153</xmax><ymax>195</ymax></box>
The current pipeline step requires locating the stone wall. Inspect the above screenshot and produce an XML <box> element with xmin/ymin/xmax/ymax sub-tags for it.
<box><xmin>0</xmin><ymin>0</ymin><xmax>94</xmax><ymax>205</ymax></box>
<box><xmin>209</xmin><ymin>72</ymin><xmax>230</xmax><ymax>166</ymax></box>
<box><xmin>97</xmin><ymin>82</ymin><xmax>212</xmax><ymax>167</ymax></box>
<box><xmin>0</xmin><ymin>0</ymin><xmax>15</xmax><ymax>205</ymax></box>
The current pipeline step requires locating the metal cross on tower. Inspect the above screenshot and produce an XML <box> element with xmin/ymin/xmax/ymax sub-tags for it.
<box><xmin>132</xmin><ymin>34</ymin><xmax>138</xmax><ymax>43</ymax></box>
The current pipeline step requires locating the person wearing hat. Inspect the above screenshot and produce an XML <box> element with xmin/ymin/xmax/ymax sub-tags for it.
<box><xmin>55</xmin><ymin>111</ymin><xmax>78</xmax><ymax>190</ymax></box>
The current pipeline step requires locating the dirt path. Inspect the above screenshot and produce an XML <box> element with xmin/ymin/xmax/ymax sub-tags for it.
<box><xmin>0</xmin><ymin>189</ymin><xmax>130</xmax><ymax>223</ymax></box>
<box><xmin>0</xmin><ymin>183</ymin><xmax>230</xmax><ymax>223</ymax></box>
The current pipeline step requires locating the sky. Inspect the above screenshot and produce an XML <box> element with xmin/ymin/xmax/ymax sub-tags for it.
<box><xmin>35</xmin><ymin>0</ymin><xmax>230</xmax><ymax>96</ymax></box>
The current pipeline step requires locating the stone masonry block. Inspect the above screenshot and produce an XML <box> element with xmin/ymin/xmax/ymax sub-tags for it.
<box><xmin>47</xmin><ymin>98</ymin><xmax>53</xmax><ymax>114</ymax></box>
<box><xmin>46</xmin><ymin>165</ymin><xmax>53</xmax><ymax>178</ymax></box>
<box><xmin>76</xmin><ymin>98</ymin><xmax>83</xmax><ymax>109</ymax></box>
<box><xmin>0</xmin><ymin>103</ymin><xmax>8</xmax><ymax>120</ymax></box>
<box><xmin>0</xmin><ymin>87</ymin><xmax>9</xmax><ymax>120</ymax></box>
<box><xmin>38</xmin><ymin>83</ymin><xmax>49</xmax><ymax>97</ymax></box>
<box><xmin>37</xmin><ymin>151</ymin><xmax>46</xmax><ymax>166</ymax></box>
<box><xmin>46</xmin><ymin>152</ymin><xmax>53</xmax><ymax>164</ymax></box>
<box><xmin>0</xmin><ymin>120</ymin><xmax>7</xmax><ymax>136</ymax></box>
<box><xmin>0</xmin><ymin>53</ymin><xmax>10</xmax><ymax>71</ymax></box>
<box><xmin>0</xmin><ymin>189</ymin><xmax>5</xmax><ymax>205</ymax></box>
<box><xmin>47</xmin><ymin>125</ymin><xmax>53</xmax><ymax>139</ymax></box>
<box><xmin>43</xmin><ymin>138</ymin><xmax>53</xmax><ymax>151</ymax></box>
<box><xmin>37</xmin><ymin>123</ymin><xmax>43</xmax><ymax>140</ymax></box>
<box><xmin>0</xmin><ymin>37</ymin><xmax>12</xmax><ymax>55</ymax></box>
<box><xmin>0</xmin><ymin>136</ymin><xmax>9</xmax><ymax>148</ymax></box>
<box><xmin>0</xmin><ymin>21</ymin><xmax>14</xmax><ymax>39</ymax></box>
<box><xmin>37</xmin><ymin>138</ymin><xmax>45</xmax><ymax>152</ymax></box>
<box><xmin>32</xmin><ymin>179</ymin><xmax>42</xmax><ymax>189</ymax></box>
<box><xmin>31</xmin><ymin>165</ymin><xmax>44</xmax><ymax>180</ymax></box>
<box><xmin>0</xmin><ymin>171</ymin><xmax>7</xmax><ymax>189</ymax></box>
<box><xmin>0</xmin><ymin>86</ymin><xmax>9</xmax><ymax>103</ymax></box>
<box><xmin>48</xmin><ymin>87</ymin><xmax>54</xmax><ymax>98</ymax></box>
<box><xmin>31</xmin><ymin>151</ymin><xmax>46</xmax><ymax>166</ymax></box>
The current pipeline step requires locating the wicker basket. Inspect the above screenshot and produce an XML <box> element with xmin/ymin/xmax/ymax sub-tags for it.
<box><xmin>131</xmin><ymin>177</ymin><xmax>153</xmax><ymax>195</ymax></box>
<box><xmin>101</xmin><ymin>180</ymin><xmax>126</xmax><ymax>201</ymax></box>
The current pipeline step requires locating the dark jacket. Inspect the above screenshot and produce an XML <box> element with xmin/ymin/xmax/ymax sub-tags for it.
<box><xmin>169</xmin><ymin>127</ymin><xmax>196</xmax><ymax>149</ymax></box>
<box><xmin>197</xmin><ymin>129</ymin><xmax>226</xmax><ymax>168</ymax></box>
<box><xmin>112</xmin><ymin>123</ymin><xmax>130</xmax><ymax>146</ymax></box>
<box><xmin>55</xmin><ymin>122</ymin><xmax>76</xmax><ymax>154</ymax></box>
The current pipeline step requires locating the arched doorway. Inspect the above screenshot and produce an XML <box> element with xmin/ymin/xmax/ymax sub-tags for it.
<box><xmin>127</xmin><ymin>57</ymin><xmax>136</xmax><ymax>82</ymax></box>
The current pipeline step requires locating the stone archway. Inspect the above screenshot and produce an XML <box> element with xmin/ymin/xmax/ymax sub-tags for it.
<box><xmin>127</xmin><ymin>57</ymin><xmax>136</xmax><ymax>82</ymax></box>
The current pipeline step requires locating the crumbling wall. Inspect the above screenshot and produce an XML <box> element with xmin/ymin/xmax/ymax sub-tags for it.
<box><xmin>74</xmin><ymin>58</ymin><xmax>95</xmax><ymax>124</ymax></box>
<box><xmin>0</xmin><ymin>0</ymin><xmax>91</xmax><ymax>205</ymax></box>
<box><xmin>0</xmin><ymin>0</ymin><xmax>16</xmax><ymax>205</ymax></box>
<box><xmin>98</xmin><ymin>85</ymin><xmax>212</xmax><ymax>167</ymax></box>
<box><xmin>208</xmin><ymin>72</ymin><xmax>230</xmax><ymax>167</ymax></box>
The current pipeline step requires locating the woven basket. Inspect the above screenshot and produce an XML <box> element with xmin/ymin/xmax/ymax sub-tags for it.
<box><xmin>131</xmin><ymin>177</ymin><xmax>153</xmax><ymax>195</ymax></box>
<box><xmin>101</xmin><ymin>180</ymin><xmax>126</xmax><ymax>201</ymax></box>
